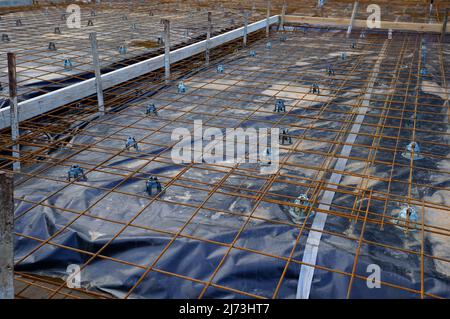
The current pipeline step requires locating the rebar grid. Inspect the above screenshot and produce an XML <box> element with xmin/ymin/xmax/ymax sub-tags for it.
<box><xmin>0</xmin><ymin>0</ymin><xmax>275</xmax><ymax>105</ymax></box>
<box><xmin>0</xmin><ymin>0</ymin><xmax>449</xmax><ymax>300</ymax></box>
<box><xmin>0</xmin><ymin>1</ymin><xmax>448</xmax><ymax>105</ymax></box>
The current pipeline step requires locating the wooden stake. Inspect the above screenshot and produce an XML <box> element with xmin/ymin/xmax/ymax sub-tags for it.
<box><xmin>280</xmin><ymin>1</ymin><xmax>287</xmax><ymax>30</ymax></box>
<box><xmin>0</xmin><ymin>171</ymin><xmax>14</xmax><ymax>299</ymax></box>
<box><xmin>441</xmin><ymin>9</ymin><xmax>448</xmax><ymax>43</ymax></box>
<box><xmin>243</xmin><ymin>12</ymin><xmax>248</xmax><ymax>46</ymax></box>
<box><xmin>89</xmin><ymin>33</ymin><xmax>105</xmax><ymax>116</ymax></box>
<box><xmin>7</xmin><ymin>53</ymin><xmax>20</xmax><ymax>172</ymax></box>
<box><xmin>266</xmin><ymin>0</ymin><xmax>271</xmax><ymax>37</ymax></box>
<box><xmin>346</xmin><ymin>1</ymin><xmax>359</xmax><ymax>38</ymax></box>
<box><xmin>206</xmin><ymin>12</ymin><xmax>212</xmax><ymax>65</ymax></box>
<box><xmin>162</xmin><ymin>19</ymin><xmax>171</xmax><ymax>84</ymax></box>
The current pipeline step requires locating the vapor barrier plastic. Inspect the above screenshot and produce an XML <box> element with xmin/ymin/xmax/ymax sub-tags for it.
<box><xmin>12</xmin><ymin>31</ymin><xmax>450</xmax><ymax>299</ymax></box>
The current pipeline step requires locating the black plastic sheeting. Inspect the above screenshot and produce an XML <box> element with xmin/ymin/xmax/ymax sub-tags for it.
<box><xmin>12</xmin><ymin>32</ymin><xmax>450</xmax><ymax>299</ymax></box>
